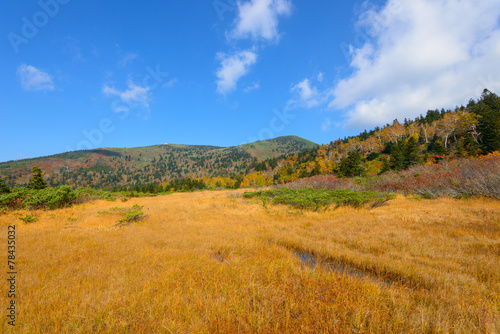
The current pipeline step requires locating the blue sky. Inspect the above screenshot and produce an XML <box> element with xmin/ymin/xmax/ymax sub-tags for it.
<box><xmin>1</xmin><ymin>0</ymin><xmax>500</xmax><ymax>162</ymax></box>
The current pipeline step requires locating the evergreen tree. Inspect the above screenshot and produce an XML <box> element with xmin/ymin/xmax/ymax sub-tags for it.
<box><xmin>26</xmin><ymin>166</ymin><xmax>48</xmax><ymax>190</ymax></box>
<box><xmin>403</xmin><ymin>136</ymin><xmax>420</xmax><ymax>168</ymax></box>
<box><xmin>338</xmin><ymin>151</ymin><xmax>365</xmax><ymax>177</ymax></box>
<box><xmin>0</xmin><ymin>177</ymin><xmax>10</xmax><ymax>194</ymax></box>
<box><xmin>389</xmin><ymin>142</ymin><xmax>405</xmax><ymax>171</ymax></box>
<box><xmin>470</xmin><ymin>89</ymin><xmax>500</xmax><ymax>153</ymax></box>
<box><xmin>455</xmin><ymin>133</ymin><xmax>479</xmax><ymax>157</ymax></box>
<box><xmin>427</xmin><ymin>135</ymin><xmax>448</xmax><ymax>155</ymax></box>
<box><xmin>378</xmin><ymin>157</ymin><xmax>391</xmax><ymax>175</ymax></box>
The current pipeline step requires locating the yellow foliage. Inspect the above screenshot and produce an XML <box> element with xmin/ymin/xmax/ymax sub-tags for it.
<box><xmin>240</xmin><ymin>172</ymin><xmax>273</xmax><ymax>187</ymax></box>
<box><xmin>365</xmin><ymin>159</ymin><xmax>383</xmax><ymax>175</ymax></box>
<box><xmin>203</xmin><ymin>176</ymin><xmax>237</xmax><ymax>189</ymax></box>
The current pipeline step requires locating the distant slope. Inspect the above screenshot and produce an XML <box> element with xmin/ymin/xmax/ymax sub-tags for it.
<box><xmin>0</xmin><ymin>136</ymin><xmax>318</xmax><ymax>189</ymax></box>
<box><xmin>239</xmin><ymin>136</ymin><xmax>318</xmax><ymax>160</ymax></box>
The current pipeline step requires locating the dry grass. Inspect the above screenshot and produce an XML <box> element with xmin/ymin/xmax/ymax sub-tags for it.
<box><xmin>0</xmin><ymin>190</ymin><xmax>499</xmax><ymax>333</ymax></box>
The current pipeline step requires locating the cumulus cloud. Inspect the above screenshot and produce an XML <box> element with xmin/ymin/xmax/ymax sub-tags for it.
<box><xmin>288</xmin><ymin>77</ymin><xmax>330</xmax><ymax>109</ymax></box>
<box><xmin>214</xmin><ymin>0</ymin><xmax>292</xmax><ymax>94</ymax></box>
<box><xmin>329</xmin><ymin>0</ymin><xmax>500</xmax><ymax>129</ymax></box>
<box><xmin>244</xmin><ymin>81</ymin><xmax>260</xmax><ymax>93</ymax></box>
<box><xmin>321</xmin><ymin>117</ymin><xmax>332</xmax><ymax>132</ymax></box>
<box><xmin>119</xmin><ymin>52</ymin><xmax>138</xmax><ymax>67</ymax></box>
<box><xmin>317</xmin><ymin>72</ymin><xmax>324</xmax><ymax>82</ymax></box>
<box><xmin>232</xmin><ymin>0</ymin><xmax>292</xmax><ymax>41</ymax></box>
<box><xmin>17</xmin><ymin>64</ymin><xmax>55</xmax><ymax>91</ymax></box>
<box><xmin>293</xmin><ymin>79</ymin><xmax>320</xmax><ymax>107</ymax></box>
<box><xmin>216</xmin><ymin>50</ymin><xmax>257</xmax><ymax>94</ymax></box>
<box><xmin>103</xmin><ymin>80</ymin><xmax>151</xmax><ymax>112</ymax></box>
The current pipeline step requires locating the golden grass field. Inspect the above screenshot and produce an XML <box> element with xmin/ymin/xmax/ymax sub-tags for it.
<box><xmin>0</xmin><ymin>190</ymin><xmax>499</xmax><ymax>333</ymax></box>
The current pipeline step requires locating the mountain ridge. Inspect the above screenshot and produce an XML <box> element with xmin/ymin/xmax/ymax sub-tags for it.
<box><xmin>0</xmin><ymin>136</ymin><xmax>318</xmax><ymax>189</ymax></box>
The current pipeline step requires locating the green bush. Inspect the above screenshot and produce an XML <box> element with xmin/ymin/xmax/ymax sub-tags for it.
<box><xmin>244</xmin><ymin>188</ymin><xmax>395</xmax><ymax>211</ymax></box>
<box><xmin>21</xmin><ymin>186</ymin><xmax>77</xmax><ymax>210</ymax></box>
<box><xmin>0</xmin><ymin>186</ymin><xmax>77</xmax><ymax>210</ymax></box>
<box><xmin>0</xmin><ymin>185</ymin><xmax>162</xmax><ymax>211</ymax></box>
<box><xmin>75</xmin><ymin>187</ymin><xmax>116</xmax><ymax>202</ymax></box>
<box><xmin>19</xmin><ymin>214</ymin><xmax>38</xmax><ymax>223</ymax></box>
<box><xmin>119</xmin><ymin>191</ymin><xmax>155</xmax><ymax>198</ymax></box>
<box><xmin>118</xmin><ymin>204</ymin><xmax>145</xmax><ymax>222</ymax></box>
<box><xmin>0</xmin><ymin>188</ymin><xmax>30</xmax><ymax>209</ymax></box>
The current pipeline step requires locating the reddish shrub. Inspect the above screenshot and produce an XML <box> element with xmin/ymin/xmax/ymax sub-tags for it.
<box><xmin>276</xmin><ymin>175</ymin><xmax>362</xmax><ymax>191</ymax></box>
<box><xmin>275</xmin><ymin>153</ymin><xmax>500</xmax><ymax>199</ymax></box>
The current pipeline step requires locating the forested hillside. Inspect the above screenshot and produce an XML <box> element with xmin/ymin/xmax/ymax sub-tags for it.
<box><xmin>0</xmin><ymin>136</ymin><xmax>317</xmax><ymax>191</ymax></box>
<box><xmin>1</xmin><ymin>90</ymin><xmax>498</xmax><ymax>193</ymax></box>
<box><xmin>240</xmin><ymin>89</ymin><xmax>500</xmax><ymax>187</ymax></box>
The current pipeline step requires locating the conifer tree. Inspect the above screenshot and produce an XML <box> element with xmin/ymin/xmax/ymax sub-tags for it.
<box><xmin>403</xmin><ymin>136</ymin><xmax>420</xmax><ymax>168</ymax></box>
<box><xmin>427</xmin><ymin>135</ymin><xmax>448</xmax><ymax>155</ymax></box>
<box><xmin>26</xmin><ymin>166</ymin><xmax>48</xmax><ymax>190</ymax></box>
<box><xmin>389</xmin><ymin>142</ymin><xmax>405</xmax><ymax>171</ymax></box>
<box><xmin>0</xmin><ymin>177</ymin><xmax>10</xmax><ymax>194</ymax></box>
<box><xmin>471</xmin><ymin>89</ymin><xmax>500</xmax><ymax>153</ymax></box>
<box><xmin>338</xmin><ymin>151</ymin><xmax>365</xmax><ymax>177</ymax></box>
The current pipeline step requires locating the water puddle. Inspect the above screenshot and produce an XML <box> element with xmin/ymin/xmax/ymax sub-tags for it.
<box><xmin>294</xmin><ymin>251</ymin><xmax>392</xmax><ymax>287</ymax></box>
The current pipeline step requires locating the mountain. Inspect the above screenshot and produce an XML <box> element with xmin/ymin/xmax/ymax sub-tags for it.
<box><xmin>3</xmin><ymin>92</ymin><xmax>498</xmax><ymax>192</ymax></box>
<box><xmin>0</xmin><ymin>136</ymin><xmax>318</xmax><ymax>189</ymax></box>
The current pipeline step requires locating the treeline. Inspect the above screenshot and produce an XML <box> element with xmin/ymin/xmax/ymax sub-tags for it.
<box><xmin>241</xmin><ymin>89</ymin><xmax>500</xmax><ymax>185</ymax></box>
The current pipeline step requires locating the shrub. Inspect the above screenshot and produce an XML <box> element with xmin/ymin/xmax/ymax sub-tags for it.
<box><xmin>276</xmin><ymin>175</ymin><xmax>362</xmax><ymax>191</ymax></box>
<box><xmin>117</xmin><ymin>204</ymin><xmax>145</xmax><ymax>222</ymax></box>
<box><xmin>75</xmin><ymin>187</ymin><xmax>116</xmax><ymax>202</ymax></box>
<box><xmin>244</xmin><ymin>188</ymin><xmax>395</xmax><ymax>211</ymax></box>
<box><xmin>22</xmin><ymin>186</ymin><xmax>77</xmax><ymax>210</ymax></box>
<box><xmin>371</xmin><ymin>153</ymin><xmax>500</xmax><ymax>199</ymax></box>
<box><xmin>0</xmin><ymin>188</ymin><xmax>31</xmax><ymax>209</ymax></box>
<box><xmin>274</xmin><ymin>153</ymin><xmax>500</xmax><ymax>200</ymax></box>
<box><xmin>0</xmin><ymin>186</ymin><xmax>77</xmax><ymax>210</ymax></box>
<box><xmin>19</xmin><ymin>214</ymin><xmax>38</xmax><ymax>223</ymax></box>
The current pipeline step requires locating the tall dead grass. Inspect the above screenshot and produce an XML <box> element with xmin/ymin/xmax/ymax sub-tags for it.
<box><xmin>0</xmin><ymin>191</ymin><xmax>499</xmax><ymax>333</ymax></box>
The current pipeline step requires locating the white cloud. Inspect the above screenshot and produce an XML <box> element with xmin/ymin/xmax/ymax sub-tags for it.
<box><xmin>119</xmin><ymin>52</ymin><xmax>138</xmax><ymax>67</ymax></box>
<box><xmin>215</xmin><ymin>0</ymin><xmax>291</xmax><ymax>94</ymax></box>
<box><xmin>162</xmin><ymin>78</ymin><xmax>177</xmax><ymax>88</ymax></box>
<box><xmin>293</xmin><ymin>79</ymin><xmax>319</xmax><ymax>106</ymax></box>
<box><xmin>317</xmin><ymin>72</ymin><xmax>324</xmax><ymax>82</ymax></box>
<box><xmin>288</xmin><ymin>77</ymin><xmax>329</xmax><ymax>109</ymax></box>
<box><xmin>103</xmin><ymin>80</ymin><xmax>151</xmax><ymax>112</ymax></box>
<box><xmin>329</xmin><ymin>0</ymin><xmax>500</xmax><ymax>129</ymax></box>
<box><xmin>17</xmin><ymin>64</ymin><xmax>55</xmax><ymax>91</ymax></box>
<box><xmin>216</xmin><ymin>50</ymin><xmax>257</xmax><ymax>94</ymax></box>
<box><xmin>321</xmin><ymin>117</ymin><xmax>332</xmax><ymax>132</ymax></box>
<box><xmin>244</xmin><ymin>81</ymin><xmax>260</xmax><ymax>92</ymax></box>
<box><xmin>232</xmin><ymin>0</ymin><xmax>292</xmax><ymax>41</ymax></box>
